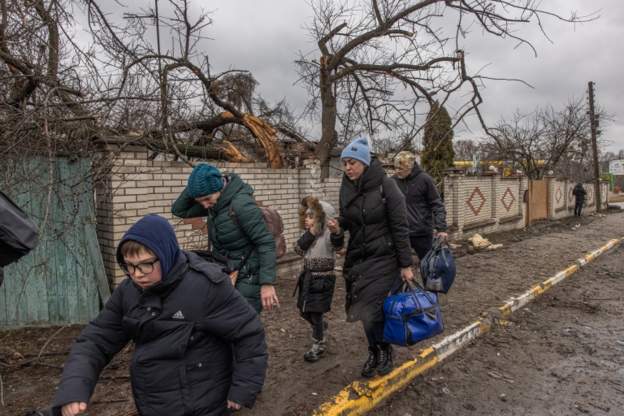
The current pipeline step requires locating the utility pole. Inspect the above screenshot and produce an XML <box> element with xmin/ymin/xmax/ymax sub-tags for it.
<box><xmin>587</xmin><ymin>81</ymin><xmax>601</xmax><ymax>211</ymax></box>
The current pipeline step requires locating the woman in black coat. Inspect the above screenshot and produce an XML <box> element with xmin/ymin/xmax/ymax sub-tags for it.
<box><xmin>328</xmin><ymin>136</ymin><xmax>414</xmax><ymax>378</ymax></box>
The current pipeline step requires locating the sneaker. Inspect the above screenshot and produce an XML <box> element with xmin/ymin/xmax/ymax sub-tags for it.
<box><xmin>361</xmin><ymin>346</ymin><xmax>379</xmax><ymax>378</ymax></box>
<box><xmin>304</xmin><ymin>338</ymin><xmax>325</xmax><ymax>362</ymax></box>
<box><xmin>317</xmin><ymin>336</ymin><xmax>326</xmax><ymax>354</ymax></box>
<box><xmin>377</xmin><ymin>343</ymin><xmax>393</xmax><ymax>375</ymax></box>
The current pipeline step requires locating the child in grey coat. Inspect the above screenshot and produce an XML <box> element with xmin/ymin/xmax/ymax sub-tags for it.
<box><xmin>294</xmin><ymin>196</ymin><xmax>343</xmax><ymax>362</ymax></box>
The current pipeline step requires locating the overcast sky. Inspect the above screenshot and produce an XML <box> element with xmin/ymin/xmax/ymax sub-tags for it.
<box><xmin>102</xmin><ymin>0</ymin><xmax>624</xmax><ymax>153</ymax></box>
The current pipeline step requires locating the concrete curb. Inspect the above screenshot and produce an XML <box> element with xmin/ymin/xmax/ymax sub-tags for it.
<box><xmin>313</xmin><ymin>238</ymin><xmax>623</xmax><ymax>416</ymax></box>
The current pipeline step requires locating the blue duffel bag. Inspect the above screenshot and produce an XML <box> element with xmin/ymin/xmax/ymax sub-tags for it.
<box><xmin>383</xmin><ymin>282</ymin><xmax>444</xmax><ymax>347</ymax></box>
<box><xmin>420</xmin><ymin>237</ymin><xmax>456</xmax><ymax>293</ymax></box>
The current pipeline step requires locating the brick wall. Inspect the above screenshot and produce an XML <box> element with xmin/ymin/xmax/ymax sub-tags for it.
<box><xmin>463</xmin><ymin>177</ymin><xmax>494</xmax><ymax>225</ymax></box>
<box><xmin>547</xmin><ymin>178</ymin><xmax>610</xmax><ymax>218</ymax></box>
<box><xmin>95</xmin><ymin>147</ymin><xmax>610</xmax><ymax>285</ymax></box>
<box><xmin>95</xmin><ymin>146</ymin><xmax>341</xmax><ymax>285</ymax></box>
<box><xmin>584</xmin><ymin>183</ymin><xmax>595</xmax><ymax>207</ymax></box>
<box><xmin>445</xmin><ymin>175</ymin><xmax>528</xmax><ymax>238</ymax></box>
<box><xmin>444</xmin><ymin>174</ymin><xmax>524</xmax><ymax>238</ymax></box>
<box><xmin>443</xmin><ymin>174</ymin><xmax>609</xmax><ymax>239</ymax></box>
<box><xmin>547</xmin><ymin>178</ymin><xmax>607</xmax><ymax>219</ymax></box>
<box><xmin>549</xmin><ymin>179</ymin><xmax>569</xmax><ymax>220</ymax></box>
<box><xmin>559</xmin><ymin>179</ymin><xmax>608</xmax><ymax>214</ymax></box>
<box><xmin>496</xmin><ymin>177</ymin><xmax>523</xmax><ymax>221</ymax></box>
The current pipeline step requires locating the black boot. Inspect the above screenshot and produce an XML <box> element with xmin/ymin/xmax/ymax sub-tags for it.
<box><xmin>377</xmin><ymin>343</ymin><xmax>393</xmax><ymax>375</ymax></box>
<box><xmin>361</xmin><ymin>346</ymin><xmax>379</xmax><ymax>378</ymax></box>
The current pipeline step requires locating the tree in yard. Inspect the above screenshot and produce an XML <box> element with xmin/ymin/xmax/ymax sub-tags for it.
<box><xmin>601</xmin><ymin>151</ymin><xmax>617</xmax><ymax>164</ymax></box>
<box><xmin>453</xmin><ymin>138</ymin><xmax>501</xmax><ymax>162</ymax></box>
<box><xmin>454</xmin><ymin>139</ymin><xmax>480</xmax><ymax>162</ymax></box>
<box><xmin>0</xmin><ymin>0</ymin><xmax>102</xmax><ymax>193</ymax></box>
<box><xmin>421</xmin><ymin>103</ymin><xmax>454</xmax><ymax>187</ymax></box>
<box><xmin>296</xmin><ymin>0</ymin><xmax>593</xmax><ymax>176</ymax></box>
<box><xmin>486</xmin><ymin>100</ymin><xmax>603</xmax><ymax>180</ymax></box>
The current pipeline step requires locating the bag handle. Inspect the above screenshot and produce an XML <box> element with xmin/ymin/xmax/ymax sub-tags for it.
<box><xmin>432</xmin><ymin>235</ymin><xmax>453</xmax><ymax>267</ymax></box>
<box><xmin>225</xmin><ymin>204</ymin><xmax>255</xmax><ymax>272</ymax></box>
<box><xmin>207</xmin><ymin>211</ymin><xmax>251</xmax><ymax>274</ymax></box>
<box><xmin>401</xmin><ymin>279</ymin><xmax>438</xmax><ymax>307</ymax></box>
<box><xmin>431</xmin><ymin>235</ymin><xmax>448</xmax><ymax>251</ymax></box>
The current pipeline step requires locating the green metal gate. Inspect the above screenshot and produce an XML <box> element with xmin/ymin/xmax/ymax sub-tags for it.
<box><xmin>0</xmin><ymin>158</ymin><xmax>109</xmax><ymax>327</ymax></box>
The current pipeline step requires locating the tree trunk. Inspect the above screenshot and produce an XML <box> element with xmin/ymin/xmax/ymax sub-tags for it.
<box><xmin>94</xmin><ymin>136</ymin><xmax>250</xmax><ymax>162</ymax></box>
<box><xmin>315</xmin><ymin>58</ymin><xmax>337</xmax><ymax>179</ymax></box>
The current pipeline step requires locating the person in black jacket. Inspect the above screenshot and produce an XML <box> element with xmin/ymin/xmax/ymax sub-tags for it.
<box><xmin>392</xmin><ymin>151</ymin><xmax>448</xmax><ymax>260</ymax></box>
<box><xmin>52</xmin><ymin>214</ymin><xmax>267</xmax><ymax>416</ymax></box>
<box><xmin>328</xmin><ymin>136</ymin><xmax>414</xmax><ymax>378</ymax></box>
<box><xmin>572</xmin><ymin>182</ymin><xmax>587</xmax><ymax>216</ymax></box>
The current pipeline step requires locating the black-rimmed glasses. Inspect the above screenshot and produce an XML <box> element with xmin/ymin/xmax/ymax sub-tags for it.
<box><xmin>121</xmin><ymin>258</ymin><xmax>159</xmax><ymax>275</ymax></box>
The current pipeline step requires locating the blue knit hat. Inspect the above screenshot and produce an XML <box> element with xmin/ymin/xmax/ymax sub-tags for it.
<box><xmin>116</xmin><ymin>214</ymin><xmax>180</xmax><ymax>280</ymax></box>
<box><xmin>187</xmin><ymin>163</ymin><xmax>224</xmax><ymax>198</ymax></box>
<box><xmin>340</xmin><ymin>135</ymin><xmax>371</xmax><ymax>166</ymax></box>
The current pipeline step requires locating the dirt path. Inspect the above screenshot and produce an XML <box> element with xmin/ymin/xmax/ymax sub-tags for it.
<box><xmin>1</xmin><ymin>212</ymin><xmax>623</xmax><ymax>415</ymax></box>
<box><xmin>251</xmin><ymin>212</ymin><xmax>624</xmax><ymax>416</ymax></box>
<box><xmin>378</xmin><ymin>240</ymin><xmax>624</xmax><ymax>415</ymax></box>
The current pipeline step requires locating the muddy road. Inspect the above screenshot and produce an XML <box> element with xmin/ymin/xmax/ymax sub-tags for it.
<box><xmin>1</xmin><ymin>211</ymin><xmax>623</xmax><ymax>415</ymax></box>
<box><xmin>379</xmin><ymin>239</ymin><xmax>624</xmax><ymax>416</ymax></box>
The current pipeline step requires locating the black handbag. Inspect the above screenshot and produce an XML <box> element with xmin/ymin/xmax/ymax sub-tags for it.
<box><xmin>420</xmin><ymin>237</ymin><xmax>456</xmax><ymax>293</ymax></box>
<box><xmin>191</xmin><ymin>249</ymin><xmax>233</xmax><ymax>274</ymax></box>
<box><xmin>0</xmin><ymin>191</ymin><xmax>38</xmax><ymax>267</ymax></box>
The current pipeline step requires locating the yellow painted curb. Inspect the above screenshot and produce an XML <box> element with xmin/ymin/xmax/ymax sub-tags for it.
<box><xmin>313</xmin><ymin>237</ymin><xmax>623</xmax><ymax>416</ymax></box>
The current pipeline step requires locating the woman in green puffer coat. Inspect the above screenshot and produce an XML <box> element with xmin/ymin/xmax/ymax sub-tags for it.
<box><xmin>172</xmin><ymin>163</ymin><xmax>279</xmax><ymax>313</ymax></box>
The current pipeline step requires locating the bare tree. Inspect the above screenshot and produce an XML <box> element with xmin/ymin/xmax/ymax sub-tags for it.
<box><xmin>1</xmin><ymin>0</ymin><xmax>312</xmax><ymax>189</ymax></box>
<box><xmin>0</xmin><ymin>0</ymin><xmax>106</xmax><ymax>193</ymax></box>
<box><xmin>601</xmin><ymin>151</ymin><xmax>617</xmax><ymax>163</ymax></box>
<box><xmin>486</xmin><ymin>100</ymin><xmax>602</xmax><ymax>180</ymax></box>
<box><xmin>454</xmin><ymin>139</ymin><xmax>480</xmax><ymax>161</ymax></box>
<box><xmin>296</xmin><ymin>0</ymin><xmax>593</xmax><ymax>176</ymax></box>
<box><xmin>82</xmin><ymin>0</ymin><xmax>310</xmax><ymax>168</ymax></box>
